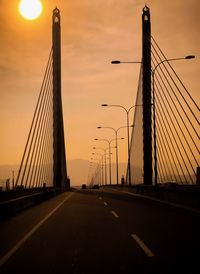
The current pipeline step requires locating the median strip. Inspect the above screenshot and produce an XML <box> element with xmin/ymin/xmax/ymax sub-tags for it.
<box><xmin>131</xmin><ymin>234</ymin><xmax>155</xmax><ymax>257</ymax></box>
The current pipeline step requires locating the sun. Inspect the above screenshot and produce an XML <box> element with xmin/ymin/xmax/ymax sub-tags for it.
<box><xmin>19</xmin><ymin>0</ymin><xmax>43</xmax><ymax>20</ymax></box>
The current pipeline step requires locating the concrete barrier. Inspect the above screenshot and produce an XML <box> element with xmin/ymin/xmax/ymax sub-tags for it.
<box><xmin>0</xmin><ymin>188</ymin><xmax>62</xmax><ymax>220</ymax></box>
<box><xmin>102</xmin><ymin>184</ymin><xmax>200</xmax><ymax>211</ymax></box>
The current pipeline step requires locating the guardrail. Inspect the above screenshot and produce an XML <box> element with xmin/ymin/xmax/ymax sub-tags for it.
<box><xmin>102</xmin><ymin>184</ymin><xmax>200</xmax><ymax>211</ymax></box>
<box><xmin>0</xmin><ymin>188</ymin><xmax>64</xmax><ymax>220</ymax></box>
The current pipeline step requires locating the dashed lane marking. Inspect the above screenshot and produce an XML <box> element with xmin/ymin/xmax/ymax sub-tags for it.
<box><xmin>111</xmin><ymin>210</ymin><xmax>119</xmax><ymax>218</ymax></box>
<box><xmin>131</xmin><ymin>234</ymin><xmax>155</xmax><ymax>257</ymax></box>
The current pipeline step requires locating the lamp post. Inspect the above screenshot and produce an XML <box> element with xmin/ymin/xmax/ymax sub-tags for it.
<box><xmin>90</xmin><ymin>158</ymin><xmax>102</xmax><ymax>185</ymax></box>
<box><xmin>89</xmin><ymin>161</ymin><xmax>99</xmax><ymax>186</ymax></box>
<box><xmin>87</xmin><ymin>163</ymin><xmax>93</xmax><ymax>186</ymax></box>
<box><xmin>111</xmin><ymin>60</ymin><xmax>143</xmax><ymax>185</ymax></box>
<box><xmin>111</xmin><ymin>61</ymin><xmax>142</xmax><ymax>64</ymax></box>
<box><xmin>101</xmin><ymin>104</ymin><xmax>141</xmax><ymax>185</ymax></box>
<box><xmin>94</xmin><ymin>137</ymin><xmax>124</xmax><ymax>185</ymax></box>
<box><xmin>97</xmin><ymin>126</ymin><xmax>130</xmax><ymax>184</ymax></box>
<box><xmin>94</xmin><ymin>139</ymin><xmax>111</xmax><ymax>185</ymax></box>
<box><xmin>93</xmin><ymin>147</ymin><xmax>107</xmax><ymax>185</ymax></box>
<box><xmin>92</xmin><ymin>153</ymin><xmax>104</xmax><ymax>185</ymax></box>
<box><xmin>152</xmin><ymin>55</ymin><xmax>195</xmax><ymax>186</ymax></box>
<box><xmin>111</xmin><ymin>56</ymin><xmax>195</xmax><ymax>186</ymax></box>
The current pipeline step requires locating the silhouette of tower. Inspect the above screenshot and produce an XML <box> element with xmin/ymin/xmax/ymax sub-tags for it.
<box><xmin>142</xmin><ymin>6</ymin><xmax>152</xmax><ymax>185</ymax></box>
<box><xmin>52</xmin><ymin>8</ymin><xmax>68</xmax><ymax>188</ymax></box>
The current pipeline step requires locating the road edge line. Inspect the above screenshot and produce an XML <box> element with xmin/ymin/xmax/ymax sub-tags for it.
<box><xmin>0</xmin><ymin>192</ymin><xmax>74</xmax><ymax>267</ymax></box>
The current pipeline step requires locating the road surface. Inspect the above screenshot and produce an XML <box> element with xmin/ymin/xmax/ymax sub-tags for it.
<box><xmin>0</xmin><ymin>187</ymin><xmax>199</xmax><ymax>273</ymax></box>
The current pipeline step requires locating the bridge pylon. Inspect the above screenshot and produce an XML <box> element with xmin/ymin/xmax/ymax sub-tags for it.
<box><xmin>52</xmin><ymin>8</ymin><xmax>69</xmax><ymax>189</ymax></box>
<box><xmin>142</xmin><ymin>6</ymin><xmax>152</xmax><ymax>185</ymax></box>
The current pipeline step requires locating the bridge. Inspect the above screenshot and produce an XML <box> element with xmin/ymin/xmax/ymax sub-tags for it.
<box><xmin>0</xmin><ymin>6</ymin><xmax>199</xmax><ymax>274</ymax></box>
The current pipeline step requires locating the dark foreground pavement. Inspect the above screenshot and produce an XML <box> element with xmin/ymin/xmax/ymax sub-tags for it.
<box><xmin>0</xmin><ymin>188</ymin><xmax>199</xmax><ymax>274</ymax></box>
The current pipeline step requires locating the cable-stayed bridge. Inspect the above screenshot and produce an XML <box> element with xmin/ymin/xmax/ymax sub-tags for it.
<box><xmin>130</xmin><ymin>35</ymin><xmax>199</xmax><ymax>185</ymax></box>
<box><xmin>89</xmin><ymin>6</ymin><xmax>199</xmax><ymax>188</ymax></box>
<box><xmin>0</xmin><ymin>6</ymin><xmax>200</xmax><ymax>274</ymax></box>
<box><xmin>14</xmin><ymin>8</ymin><xmax>69</xmax><ymax>190</ymax></box>
<box><xmin>3</xmin><ymin>6</ymin><xmax>199</xmax><ymax>191</ymax></box>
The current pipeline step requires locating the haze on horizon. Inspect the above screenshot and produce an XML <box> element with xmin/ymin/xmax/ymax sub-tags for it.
<box><xmin>0</xmin><ymin>1</ymin><xmax>199</xmax><ymax>184</ymax></box>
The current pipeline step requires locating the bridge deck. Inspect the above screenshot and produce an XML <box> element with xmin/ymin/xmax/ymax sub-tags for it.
<box><xmin>0</xmin><ymin>188</ymin><xmax>199</xmax><ymax>273</ymax></box>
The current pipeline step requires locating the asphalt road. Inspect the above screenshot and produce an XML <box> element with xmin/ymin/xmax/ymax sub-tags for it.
<box><xmin>0</xmin><ymin>187</ymin><xmax>199</xmax><ymax>274</ymax></box>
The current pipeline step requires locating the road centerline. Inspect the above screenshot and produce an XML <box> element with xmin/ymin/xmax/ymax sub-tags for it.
<box><xmin>0</xmin><ymin>192</ymin><xmax>74</xmax><ymax>267</ymax></box>
<box><xmin>111</xmin><ymin>210</ymin><xmax>119</xmax><ymax>218</ymax></box>
<box><xmin>131</xmin><ymin>234</ymin><xmax>155</xmax><ymax>257</ymax></box>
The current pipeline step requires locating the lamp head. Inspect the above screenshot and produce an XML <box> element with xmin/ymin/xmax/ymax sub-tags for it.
<box><xmin>185</xmin><ymin>55</ymin><xmax>195</xmax><ymax>59</ymax></box>
<box><xmin>111</xmin><ymin>60</ymin><xmax>121</xmax><ymax>64</ymax></box>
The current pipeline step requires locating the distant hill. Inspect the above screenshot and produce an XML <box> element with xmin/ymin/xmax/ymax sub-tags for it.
<box><xmin>0</xmin><ymin>165</ymin><xmax>19</xmax><ymax>181</ymax></box>
<box><xmin>0</xmin><ymin>159</ymin><xmax>197</xmax><ymax>187</ymax></box>
<box><xmin>0</xmin><ymin>160</ymin><xmax>128</xmax><ymax>187</ymax></box>
<box><xmin>67</xmin><ymin>159</ymin><xmax>128</xmax><ymax>186</ymax></box>
<box><xmin>67</xmin><ymin>159</ymin><xmax>90</xmax><ymax>186</ymax></box>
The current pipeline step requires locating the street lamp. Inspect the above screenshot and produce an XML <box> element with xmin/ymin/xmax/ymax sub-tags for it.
<box><xmin>92</xmin><ymin>153</ymin><xmax>104</xmax><ymax>185</ymax></box>
<box><xmin>112</xmin><ymin>56</ymin><xmax>195</xmax><ymax>186</ymax></box>
<box><xmin>111</xmin><ymin>60</ymin><xmax>142</xmax><ymax>184</ymax></box>
<box><xmin>93</xmin><ymin>147</ymin><xmax>107</xmax><ymax>185</ymax></box>
<box><xmin>87</xmin><ymin>163</ymin><xmax>93</xmax><ymax>186</ymax></box>
<box><xmin>101</xmin><ymin>104</ymin><xmax>141</xmax><ymax>185</ymax></box>
<box><xmin>111</xmin><ymin>60</ymin><xmax>142</xmax><ymax>64</ymax></box>
<box><xmin>89</xmin><ymin>161</ymin><xmax>99</xmax><ymax>186</ymax></box>
<box><xmin>94</xmin><ymin>137</ymin><xmax>124</xmax><ymax>185</ymax></box>
<box><xmin>152</xmin><ymin>55</ymin><xmax>195</xmax><ymax>186</ymax></box>
<box><xmin>90</xmin><ymin>158</ymin><xmax>102</xmax><ymax>185</ymax></box>
<box><xmin>97</xmin><ymin>126</ymin><xmax>131</xmax><ymax>184</ymax></box>
<box><xmin>94</xmin><ymin>139</ymin><xmax>111</xmax><ymax>185</ymax></box>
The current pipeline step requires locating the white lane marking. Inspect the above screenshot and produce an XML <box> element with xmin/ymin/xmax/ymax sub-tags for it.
<box><xmin>0</xmin><ymin>192</ymin><xmax>74</xmax><ymax>267</ymax></box>
<box><xmin>111</xmin><ymin>210</ymin><xmax>119</xmax><ymax>218</ymax></box>
<box><xmin>110</xmin><ymin>188</ymin><xmax>118</xmax><ymax>192</ymax></box>
<box><xmin>122</xmin><ymin>190</ymin><xmax>136</xmax><ymax>196</ymax></box>
<box><xmin>131</xmin><ymin>234</ymin><xmax>155</xmax><ymax>257</ymax></box>
<box><xmin>104</xmin><ymin>202</ymin><xmax>108</xmax><ymax>206</ymax></box>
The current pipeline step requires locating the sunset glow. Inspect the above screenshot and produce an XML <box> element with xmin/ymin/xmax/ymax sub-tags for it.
<box><xmin>19</xmin><ymin>0</ymin><xmax>42</xmax><ymax>20</ymax></box>
<box><xmin>0</xmin><ymin>1</ymin><xmax>199</xmax><ymax>185</ymax></box>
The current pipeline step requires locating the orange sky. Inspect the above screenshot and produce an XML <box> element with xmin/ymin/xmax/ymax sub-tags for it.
<box><xmin>0</xmin><ymin>0</ymin><xmax>199</xmax><ymax>171</ymax></box>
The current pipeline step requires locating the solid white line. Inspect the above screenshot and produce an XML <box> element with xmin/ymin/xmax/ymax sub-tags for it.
<box><xmin>110</xmin><ymin>188</ymin><xmax>118</xmax><ymax>192</ymax></box>
<box><xmin>131</xmin><ymin>234</ymin><xmax>155</xmax><ymax>257</ymax></box>
<box><xmin>104</xmin><ymin>202</ymin><xmax>108</xmax><ymax>206</ymax></box>
<box><xmin>111</xmin><ymin>210</ymin><xmax>119</xmax><ymax>218</ymax></box>
<box><xmin>115</xmin><ymin>190</ymin><xmax>200</xmax><ymax>215</ymax></box>
<box><xmin>122</xmin><ymin>190</ymin><xmax>136</xmax><ymax>196</ymax></box>
<box><xmin>0</xmin><ymin>192</ymin><xmax>74</xmax><ymax>267</ymax></box>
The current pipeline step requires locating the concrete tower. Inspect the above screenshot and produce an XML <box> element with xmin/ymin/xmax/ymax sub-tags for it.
<box><xmin>52</xmin><ymin>8</ymin><xmax>68</xmax><ymax>188</ymax></box>
<box><xmin>142</xmin><ymin>6</ymin><xmax>152</xmax><ymax>185</ymax></box>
